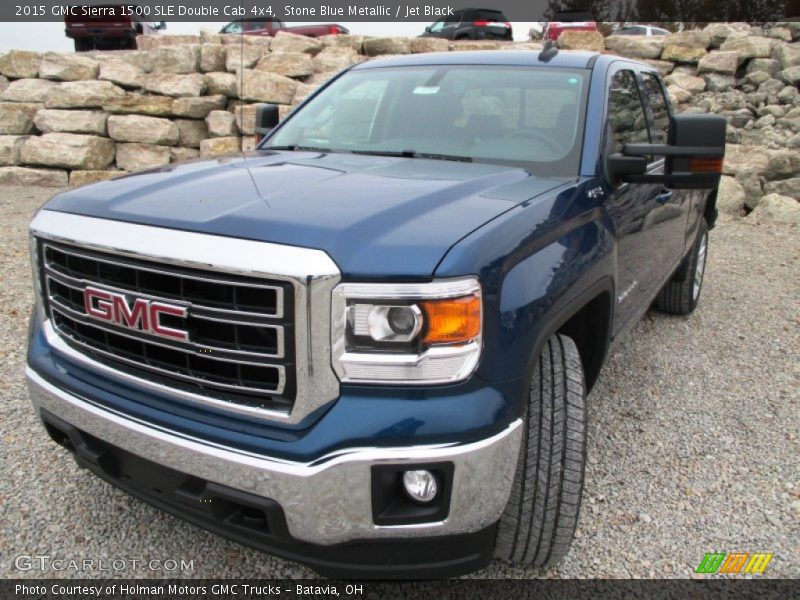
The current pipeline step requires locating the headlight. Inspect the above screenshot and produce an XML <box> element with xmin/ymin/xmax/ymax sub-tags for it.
<box><xmin>331</xmin><ymin>277</ymin><xmax>482</xmax><ymax>384</ymax></box>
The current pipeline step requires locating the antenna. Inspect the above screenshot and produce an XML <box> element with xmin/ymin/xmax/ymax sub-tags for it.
<box><xmin>539</xmin><ymin>39</ymin><xmax>559</xmax><ymax>62</ymax></box>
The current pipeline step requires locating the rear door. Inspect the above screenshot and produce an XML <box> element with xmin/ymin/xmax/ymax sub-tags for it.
<box><xmin>444</xmin><ymin>11</ymin><xmax>465</xmax><ymax>39</ymax></box>
<box><xmin>637</xmin><ymin>71</ymin><xmax>692</xmax><ymax>282</ymax></box>
<box><xmin>604</xmin><ymin>66</ymin><xmax>678</xmax><ymax>336</ymax></box>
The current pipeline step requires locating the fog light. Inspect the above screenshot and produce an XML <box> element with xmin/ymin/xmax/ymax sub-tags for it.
<box><xmin>402</xmin><ymin>470</ymin><xmax>438</xmax><ymax>503</ymax></box>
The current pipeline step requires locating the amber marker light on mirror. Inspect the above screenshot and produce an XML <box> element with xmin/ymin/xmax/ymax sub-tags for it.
<box><xmin>688</xmin><ymin>157</ymin><xmax>724</xmax><ymax>173</ymax></box>
<box><xmin>420</xmin><ymin>295</ymin><xmax>481</xmax><ymax>345</ymax></box>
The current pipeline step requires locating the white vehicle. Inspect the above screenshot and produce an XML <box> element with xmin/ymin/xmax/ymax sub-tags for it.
<box><xmin>612</xmin><ymin>25</ymin><xmax>671</xmax><ymax>36</ymax></box>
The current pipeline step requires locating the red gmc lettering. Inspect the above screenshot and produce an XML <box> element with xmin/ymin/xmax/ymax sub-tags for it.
<box><xmin>82</xmin><ymin>287</ymin><xmax>188</xmax><ymax>342</ymax></box>
<box><xmin>112</xmin><ymin>295</ymin><xmax>149</xmax><ymax>330</ymax></box>
<box><xmin>149</xmin><ymin>302</ymin><xmax>189</xmax><ymax>341</ymax></box>
<box><xmin>84</xmin><ymin>287</ymin><xmax>113</xmax><ymax>321</ymax></box>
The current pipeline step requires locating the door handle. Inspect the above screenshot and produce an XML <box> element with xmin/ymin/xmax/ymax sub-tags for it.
<box><xmin>656</xmin><ymin>188</ymin><xmax>673</xmax><ymax>204</ymax></box>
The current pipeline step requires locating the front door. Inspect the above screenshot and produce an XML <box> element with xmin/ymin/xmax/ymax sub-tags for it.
<box><xmin>604</xmin><ymin>68</ymin><xmax>687</xmax><ymax>337</ymax></box>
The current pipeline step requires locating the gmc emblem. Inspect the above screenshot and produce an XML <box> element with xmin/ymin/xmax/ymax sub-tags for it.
<box><xmin>83</xmin><ymin>286</ymin><xmax>189</xmax><ymax>342</ymax></box>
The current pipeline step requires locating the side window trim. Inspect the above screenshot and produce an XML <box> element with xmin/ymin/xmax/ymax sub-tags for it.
<box><xmin>637</xmin><ymin>70</ymin><xmax>671</xmax><ymax>168</ymax></box>
<box><xmin>604</xmin><ymin>64</ymin><xmax>652</xmax><ymax>160</ymax></box>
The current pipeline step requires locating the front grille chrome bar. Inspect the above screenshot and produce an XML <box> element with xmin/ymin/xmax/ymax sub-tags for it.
<box><xmin>51</xmin><ymin>312</ymin><xmax>287</xmax><ymax>396</ymax></box>
<box><xmin>30</xmin><ymin>210</ymin><xmax>342</xmax><ymax>424</ymax></box>
<box><xmin>44</xmin><ymin>268</ymin><xmax>286</xmax><ymax>360</ymax></box>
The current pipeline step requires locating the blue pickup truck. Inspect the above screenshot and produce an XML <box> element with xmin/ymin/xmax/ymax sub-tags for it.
<box><xmin>26</xmin><ymin>47</ymin><xmax>725</xmax><ymax>578</ymax></box>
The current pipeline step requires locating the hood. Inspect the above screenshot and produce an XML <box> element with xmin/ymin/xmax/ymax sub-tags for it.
<box><xmin>45</xmin><ymin>151</ymin><xmax>566</xmax><ymax>278</ymax></box>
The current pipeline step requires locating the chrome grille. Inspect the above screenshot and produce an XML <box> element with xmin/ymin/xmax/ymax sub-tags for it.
<box><xmin>40</xmin><ymin>241</ymin><xmax>295</xmax><ymax>412</ymax></box>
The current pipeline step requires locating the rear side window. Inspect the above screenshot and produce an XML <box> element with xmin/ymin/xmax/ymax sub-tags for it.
<box><xmin>606</xmin><ymin>70</ymin><xmax>650</xmax><ymax>155</ymax></box>
<box><xmin>641</xmin><ymin>73</ymin><xmax>670</xmax><ymax>146</ymax></box>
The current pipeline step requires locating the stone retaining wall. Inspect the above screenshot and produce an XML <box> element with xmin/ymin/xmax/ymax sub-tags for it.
<box><xmin>0</xmin><ymin>25</ymin><xmax>798</xmax><ymax>219</ymax></box>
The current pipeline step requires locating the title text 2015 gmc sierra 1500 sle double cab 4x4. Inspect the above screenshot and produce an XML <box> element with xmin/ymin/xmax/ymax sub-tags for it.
<box><xmin>26</xmin><ymin>46</ymin><xmax>725</xmax><ymax>578</ymax></box>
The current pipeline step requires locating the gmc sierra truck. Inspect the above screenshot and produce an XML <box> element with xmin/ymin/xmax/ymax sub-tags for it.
<box><xmin>26</xmin><ymin>47</ymin><xmax>725</xmax><ymax>578</ymax></box>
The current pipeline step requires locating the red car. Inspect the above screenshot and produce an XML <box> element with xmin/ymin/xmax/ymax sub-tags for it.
<box><xmin>220</xmin><ymin>17</ymin><xmax>348</xmax><ymax>38</ymax></box>
<box><xmin>65</xmin><ymin>5</ymin><xmax>165</xmax><ymax>52</ymax></box>
<box><xmin>543</xmin><ymin>11</ymin><xmax>597</xmax><ymax>41</ymax></box>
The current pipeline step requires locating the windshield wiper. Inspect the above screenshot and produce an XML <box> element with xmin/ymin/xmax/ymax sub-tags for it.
<box><xmin>413</xmin><ymin>151</ymin><xmax>472</xmax><ymax>163</ymax></box>
<box><xmin>351</xmin><ymin>149</ymin><xmax>472</xmax><ymax>163</ymax></box>
<box><xmin>266</xmin><ymin>145</ymin><xmax>338</xmax><ymax>153</ymax></box>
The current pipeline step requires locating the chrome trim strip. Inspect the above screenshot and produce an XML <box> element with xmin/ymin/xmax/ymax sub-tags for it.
<box><xmin>45</xmin><ymin>273</ymin><xmax>286</xmax><ymax>360</ymax></box>
<box><xmin>28</xmin><ymin>367</ymin><xmax>522</xmax><ymax>545</ymax></box>
<box><xmin>30</xmin><ymin>234</ymin><xmax>45</xmax><ymax>322</ymax></box>
<box><xmin>336</xmin><ymin>341</ymin><xmax>482</xmax><ymax>385</ymax></box>
<box><xmin>47</xmin><ymin>320</ymin><xmax>287</xmax><ymax>397</ymax></box>
<box><xmin>43</xmin><ymin>242</ymin><xmax>285</xmax><ymax>319</ymax></box>
<box><xmin>31</xmin><ymin>210</ymin><xmax>341</xmax><ymax>424</ymax></box>
<box><xmin>49</xmin><ymin>298</ymin><xmax>285</xmax><ymax>365</ymax></box>
<box><xmin>43</xmin><ymin>320</ymin><xmax>292</xmax><ymax>420</ymax></box>
<box><xmin>337</xmin><ymin>278</ymin><xmax>481</xmax><ymax>300</ymax></box>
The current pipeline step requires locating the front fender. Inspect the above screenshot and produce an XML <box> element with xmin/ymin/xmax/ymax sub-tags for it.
<box><xmin>435</xmin><ymin>182</ymin><xmax>615</xmax><ymax>395</ymax></box>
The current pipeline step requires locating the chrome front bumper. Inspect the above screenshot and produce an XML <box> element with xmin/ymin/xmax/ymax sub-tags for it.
<box><xmin>27</xmin><ymin>367</ymin><xmax>522</xmax><ymax>546</ymax></box>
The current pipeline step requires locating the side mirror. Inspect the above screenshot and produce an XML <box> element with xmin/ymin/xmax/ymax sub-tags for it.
<box><xmin>608</xmin><ymin>154</ymin><xmax>647</xmax><ymax>182</ymax></box>
<box><xmin>609</xmin><ymin>114</ymin><xmax>726</xmax><ymax>190</ymax></box>
<box><xmin>254</xmin><ymin>103</ymin><xmax>280</xmax><ymax>144</ymax></box>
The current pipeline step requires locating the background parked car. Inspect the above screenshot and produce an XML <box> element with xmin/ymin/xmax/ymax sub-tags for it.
<box><xmin>220</xmin><ymin>17</ymin><xmax>348</xmax><ymax>38</ymax></box>
<box><xmin>420</xmin><ymin>8</ymin><xmax>513</xmax><ymax>41</ymax></box>
<box><xmin>543</xmin><ymin>11</ymin><xmax>597</xmax><ymax>41</ymax></box>
<box><xmin>611</xmin><ymin>25</ymin><xmax>671</xmax><ymax>36</ymax></box>
<box><xmin>65</xmin><ymin>5</ymin><xmax>164</xmax><ymax>51</ymax></box>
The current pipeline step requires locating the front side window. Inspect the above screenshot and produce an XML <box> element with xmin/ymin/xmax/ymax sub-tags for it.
<box><xmin>265</xmin><ymin>66</ymin><xmax>589</xmax><ymax>176</ymax></box>
<box><xmin>428</xmin><ymin>19</ymin><xmax>445</xmax><ymax>33</ymax></box>
<box><xmin>606</xmin><ymin>70</ymin><xmax>650</xmax><ymax>155</ymax></box>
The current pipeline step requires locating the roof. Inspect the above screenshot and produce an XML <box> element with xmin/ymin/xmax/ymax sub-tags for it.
<box><xmin>352</xmin><ymin>50</ymin><xmax>601</xmax><ymax>71</ymax></box>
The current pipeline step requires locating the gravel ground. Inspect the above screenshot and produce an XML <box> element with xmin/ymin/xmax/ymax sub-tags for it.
<box><xmin>0</xmin><ymin>186</ymin><xmax>797</xmax><ymax>580</ymax></box>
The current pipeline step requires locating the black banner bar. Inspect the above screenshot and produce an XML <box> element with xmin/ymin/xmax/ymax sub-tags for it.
<box><xmin>1</xmin><ymin>0</ymin><xmax>798</xmax><ymax>22</ymax></box>
<box><xmin>3</xmin><ymin>579</ymin><xmax>800</xmax><ymax>600</ymax></box>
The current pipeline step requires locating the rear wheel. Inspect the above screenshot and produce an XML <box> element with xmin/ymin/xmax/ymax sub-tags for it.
<box><xmin>495</xmin><ymin>334</ymin><xmax>587</xmax><ymax>568</ymax></box>
<box><xmin>655</xmin><ymin>218</ymin><xmax>708</xmax><ymax>315</ymax></box>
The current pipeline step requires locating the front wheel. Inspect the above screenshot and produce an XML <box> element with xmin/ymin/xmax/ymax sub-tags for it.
<box><xmin>495</xmin><ymin>334</ymin><xmax>587</xmax><ymax>568</ymax></box>
<box><xmin>655</xmin><ymin>218</ymin><xmax>708</xmax><ymax>315</ymax></box>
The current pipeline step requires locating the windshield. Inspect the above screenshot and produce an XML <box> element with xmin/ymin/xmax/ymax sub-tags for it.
<box><xmin>264</xmin><ymin>65</ymin><xmax>589</xmax><ymax>176</ymax></box>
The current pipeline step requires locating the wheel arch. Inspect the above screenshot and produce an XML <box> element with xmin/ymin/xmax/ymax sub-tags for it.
<box><xmin>703</xmin><ymin>187</ymin><xmax>719</xmax><ymax>230</ymax></box>
<box><xmin>524</xmin><ymin>277</ymin><xmax>614</xmax><ymax>394</ymax></box>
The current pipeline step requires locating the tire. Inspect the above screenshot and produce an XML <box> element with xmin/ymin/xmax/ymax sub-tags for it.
<box><xmin>655</xmin><ymin>218</ymin><xmax>708</xmax><ymax>315</ymax></box>
<box><xmin>495</xmin><ymin>334</ymin><xmax>587</xmax><ymax>568</ymax></box>
<box><xmin>74</xmin><ymin>39</ymin><xmax>91</xmax><ymax>52</ymax></box>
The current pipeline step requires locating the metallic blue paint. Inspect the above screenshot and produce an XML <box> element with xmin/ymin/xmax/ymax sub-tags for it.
<box><xmin>33</xmin><ymin>51</ymin><xmax>706</xmax><ymax>445</ymax></box>
<box><xmin>44</xmin><ymin>152</ymin><xmax>566</xmax><ymax>280</ymax></box>
<box><xmin>29</xmin><ymin>320</ymin><xmax>524</xmax><ymax>461</ymax></box>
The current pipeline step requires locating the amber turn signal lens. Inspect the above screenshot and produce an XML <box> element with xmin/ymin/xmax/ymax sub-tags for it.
<box><xmin>689</xmin><ymin>157</ymin><xmax>723</xmax><ymax>173</ymax></box>
<box><xmin>420</xmin><ymin>295</ymin><xmax>481</xmax><ymax>345</ymax></box>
